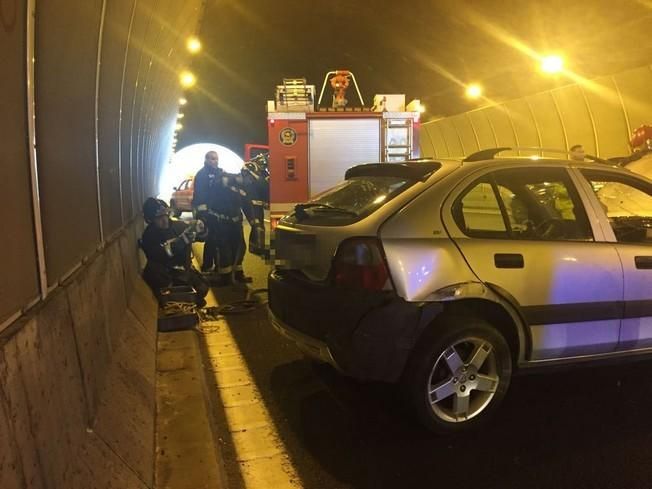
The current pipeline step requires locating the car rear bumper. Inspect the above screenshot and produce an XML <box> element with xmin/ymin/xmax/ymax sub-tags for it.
<box><xmin>268</xmin><ymin>309</ymin><xmax>341</xmax><ymax>369</ymax></box>
<box><xmin>268</xmin><ymin>269</ymin><xmax>444</xmax><ymax>382</ymax></box>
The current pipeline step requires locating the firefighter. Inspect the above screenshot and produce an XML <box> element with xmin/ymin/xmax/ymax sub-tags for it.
<box><xmin>140</xmin><ymin>198</ymin><xmax>208</xmax><ymax>306</ymax></box>
<box><xmin>569</xmin><ymin>144</ymin><xmax>586</xmax><ymax>162</ymax></box>
<box><xmin>211</xmin><ymin>171</ymin><xmax>255</xmax><ymax>285</ymax></box>
<box><xmin>241</xmin><ymin>153</ymin><xmax>269</xmax><ymax>256</ymax></box>
<box><xmin>192</xmin><ymin>151</ymin><xmax>220</xmax><ymax>273</ymax></box>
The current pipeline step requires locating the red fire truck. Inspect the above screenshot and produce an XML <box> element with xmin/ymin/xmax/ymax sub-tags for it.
<box><xmin>267</xmin><ymin>70</ymin><xmax>422</xmax><ymax>226</ymax></box>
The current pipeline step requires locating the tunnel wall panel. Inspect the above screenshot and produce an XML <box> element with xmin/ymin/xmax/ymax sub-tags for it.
<box><xmin>98</xmin><ymin>0</ymin><xmax>137</xmax><ymax>236</ymax></box>
<box><xmin>485</xmin><ymin>106</ymin><xmax>519</xmax><ymax>156</ymax></box>
<box><xmin>2</xmin><ymin>0</ymin><xmax>203</xmax><ymax>485</ymax></box>
<box><xmin>451</xmin><ymin>113</ymin><xmax>479</xmax><ymax>156</ymax></box>
<box><xmin>615</xmin><ymin>66</ymin><xmax>652</xmax><ymax>138</ymax></box>
<box><xmin>437</xmin><ymin>118</ymin><xmax>464</xmax><ymax>158</ymax></box>
<box><xmin>468</xmin><ymin>110</ymin><xmax>497</xmax><ymax>151</ymax></box>
<box><xmin>419</xmin><ymin>122</ymin><xmax>437</xmax><ymax>157</ymax></box>
<box><xmin>35</xmin><ymin>0</ymin><xmax>103</xmax><ymax>285</ymax></box>
<box><xmin>528</xmin><ymin>92</ymin><xmax>566</xmax><ymax>157</ymax></box>
<box><xmin>0</xmin><ymin>221</ymin><xmax>158</xmax><ymax>488</ymax></box>
<box><xmin>553</xmin><ymin>85</ymin><xmax>597</xmax><ymax>156</ymax></box>
<box><xmin>583</xmin><ymin>77</ymin><xmax>631</xmax><ymax>158</ymax></box>
<box><xmin>0</xmin><ymin>0</ymin><xmax>40</xmax><ymax>325</ymax></box>
<box><xmin>421</xmin><ymin>64</ymin><xmax>652</xmax><ymax>162</ymax></box>
<box><xmin>426</xmin><ymin>124</ymin><xmax>451</xmax><ymax>157</ymax></box>
<box><xmin>504</xmin><ymin>99</ymin><xmax>540</xmax><ymax>154</ymax></box>
<box><xmin>120</xmin><ymin>1</ymin><xmax>147</xmax><ymax>221</ymax></box>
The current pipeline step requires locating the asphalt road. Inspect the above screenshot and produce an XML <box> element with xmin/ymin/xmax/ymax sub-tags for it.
<box><xmin>207</xmin><ymin>249</ymin><xmax>652</xmax><ymax>489</ymax></box>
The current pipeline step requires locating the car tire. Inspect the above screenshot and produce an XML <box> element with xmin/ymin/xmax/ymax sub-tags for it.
<box><xmin>170</xmin><ymin>200</ymin><xmax>182</xmax><ymax>217</ymax></box>
<box><xmin>402</xmin><ymin>314</ymin><xmax>512</xmax><ymax>434</ymax></box>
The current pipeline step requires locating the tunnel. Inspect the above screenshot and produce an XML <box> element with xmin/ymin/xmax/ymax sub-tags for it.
<box><xmin>2</xmin><ymin>0</ymin><xmax>652</xmax><ymax>487</ymax></box>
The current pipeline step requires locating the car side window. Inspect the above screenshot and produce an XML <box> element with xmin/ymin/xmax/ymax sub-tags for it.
<box><xmin>581</xmin><ymin>169</ymin><xmax>652</xmax><ymax>244</ymax></box>
<box><xmin>493</xmin><ymin>167</ymin><xmax>593</xmax><ymax>241</ymax></box>
<box><xmin>454</xmin><ymin>167</ymin><xmax>593</xmax><ymax>241</ymax></box>
<box><xmin>180</xmin><ymin>179</ymin><xmax>189</xmax><ymax>190</ymax></box>
<box><xmin>454</xmin><ymin>179</ymin><xmax>508</xmax><ymax>237</ymax></box>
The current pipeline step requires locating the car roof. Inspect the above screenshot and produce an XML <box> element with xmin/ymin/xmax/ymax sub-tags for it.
<box><xmin>349</xmin><ymin>149</ymin><xmax>648</xmax><ymax>186</ymax></box>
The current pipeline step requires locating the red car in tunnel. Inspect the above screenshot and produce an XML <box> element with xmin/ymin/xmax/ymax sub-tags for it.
<box><xmin>170</xmin><ymin>177</ymin><xmax>194</xmax><ymax>216</ymax></box>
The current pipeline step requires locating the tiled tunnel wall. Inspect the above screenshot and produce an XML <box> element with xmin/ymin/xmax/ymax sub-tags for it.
<box><xmin>420</xmin><ymin>65</ymin><xmax>652</xmax><ymax>160</ymax></box>
<box><xmin>0</xmin><ymin>0</ymin><xmax>203</xmax><ymax>487</ymax></box>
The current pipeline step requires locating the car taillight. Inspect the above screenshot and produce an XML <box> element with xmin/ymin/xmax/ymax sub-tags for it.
<box><xmin>332</xmin><ymin>238</ymin><xmax>391</xmax><ymax>291</ymax></box>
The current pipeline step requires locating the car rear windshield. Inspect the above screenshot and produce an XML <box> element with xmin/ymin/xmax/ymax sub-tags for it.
<box><xmin>284</xmin><ymin>175</ymin><xmax>419</xmax><ymax>226</ymax></box>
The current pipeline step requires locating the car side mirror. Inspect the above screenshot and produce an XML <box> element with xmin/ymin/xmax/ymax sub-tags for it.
<box><xmin>173</xmin><ymin>186</ymin><xmax>178</xmax><ymax>191</ymax></box>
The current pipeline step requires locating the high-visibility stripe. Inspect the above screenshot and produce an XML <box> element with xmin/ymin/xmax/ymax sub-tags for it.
<box><xmin>218</xmin><ymin>265</ymin><xmax>233</xmax><ymax>273</ymax></box>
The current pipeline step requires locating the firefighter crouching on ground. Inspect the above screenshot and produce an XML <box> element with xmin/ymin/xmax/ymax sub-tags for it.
<box><xmin>211</xmin><ymin>170</ymin><xmax>255</xmax><ymax>285</ymax></box>
<box><xmin>240</xmin><ymin>153</ymin><xmax>269</xmax><ymax>256</ymax></box>
<box><xmin>192</xmin><ymin>151</ymin><xmax>221</xmax><ymax>273</ymax></box>
<box><xmin>140</xmin><ymin>198</ymin><xmax>209</xmax><ymax>306</ymax></box>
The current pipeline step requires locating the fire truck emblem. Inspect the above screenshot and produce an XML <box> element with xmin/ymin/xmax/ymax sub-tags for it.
<box><xmin>279</xmin><ymin>127</ymin><xmax>297</xmax><ymax>146</ymax></box>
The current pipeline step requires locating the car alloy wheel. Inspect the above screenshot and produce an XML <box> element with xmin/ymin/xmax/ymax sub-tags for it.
<box><xmin>405</xmin><ymin>316</ymin><xmax>512</xmax><ymax>434</ymax></box>
<box><xmin>428</xmin><ymin>336</ymin><xmax>500</xmax><ymax>423</ymax></box>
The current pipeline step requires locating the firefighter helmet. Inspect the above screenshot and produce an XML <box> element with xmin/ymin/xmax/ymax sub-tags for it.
<box><xmin>142</xmin><ymin>197</ymin><xmax>170</xmax><ymax>223</ymax></box>
<box><xmin>629</xmin><ymin>125</ymin><xmax>652</xmax><ymax>150</ymax></box>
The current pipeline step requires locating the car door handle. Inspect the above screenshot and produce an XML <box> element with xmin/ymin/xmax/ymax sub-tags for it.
<box><xmin>494</xmin><ymin>253</ymin><xmax>524</xmax><ymax>269</ymax></box>
<box><xmin>635</xmin><ymin>256</ymin><xmax>652</xmax><ymax>269</ymax></box>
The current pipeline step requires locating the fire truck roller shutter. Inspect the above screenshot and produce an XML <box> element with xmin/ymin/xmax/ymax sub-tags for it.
<box><xmin>309</xmin><ymin>118</ymin><xmax>381</xmax><ymax>196</ymax></box>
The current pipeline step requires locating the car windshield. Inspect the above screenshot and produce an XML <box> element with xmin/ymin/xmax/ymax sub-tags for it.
<box><xmin>285</xmin><ymin>175</ymin><xmax>417</xmax><ymax>226</ymax></box>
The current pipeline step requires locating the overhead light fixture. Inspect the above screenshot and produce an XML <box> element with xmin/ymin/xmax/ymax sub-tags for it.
<box><xmin>179</xmin><ymin>71</ymin><xmax>196</xmax><ymax>88</ymax></box>
<box><xmin>186</xmin><ymin>36</ymin><xmax>202</xmax><ymax>54</ymax></box>
<box><xmin>175</xmin><ymin>122</ymin><xmax>183</xmax><ymax>131</ymax></box>
<box><xmin>540</xmin><ymin>55</ymin><xmax>564</xmax><ymax>74</ymax></box>
<box><xmin>465</xmin><ymin>83</ymin><xmax>483</xmax><ymax>99</ymax></box>
<box><xmin>179</xmin><ymin>97</ymin><xmax>187</xmax><ymax>106</ymax></box>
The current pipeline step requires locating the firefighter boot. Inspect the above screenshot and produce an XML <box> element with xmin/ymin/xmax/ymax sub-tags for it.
<box><xmin>234</xmin><ymin>270</ymin><xmax>253</xmax><ymax>283</ymax></box>
<box><xmin>212</xmin><ymin>273</ymin><xmax>233</xmax><ymax>287</ymax></box>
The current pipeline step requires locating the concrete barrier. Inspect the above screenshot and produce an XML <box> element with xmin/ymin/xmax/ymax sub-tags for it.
<box><xmin>0</xmin><ymin>221</ymin><xmax>158</xmax><ymax>488</ymax></box>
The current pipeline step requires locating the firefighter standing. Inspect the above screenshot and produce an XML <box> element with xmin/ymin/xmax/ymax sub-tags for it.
<box><xmin>140</xmin><ymin>198</ymin><xmax>209</xmax><ymax>306</ymax></box>
<box><xmin>211</xmin><ymin>171</ymin><xmax>254</xmax><ymax>285</ymax></box>
<box><xmin>192</xmin><ymin>151</ymin><xmax>221</xmax><ymax>273</ymax></box>
<box><xmin>240</xmin><ymin>154</ymin><xmax>269</xmax><ymax>256</ymax></box>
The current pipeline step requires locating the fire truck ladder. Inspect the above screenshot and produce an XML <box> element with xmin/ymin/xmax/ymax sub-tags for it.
<box><xmin>277</xmin><ymin>78</ymin><xmax>313</xmax><ymax>109</ymax></box>
<box><xmin>384</xmin><ymin>117</ymin><xmax>413</xmax><ymax>162</ymax></box>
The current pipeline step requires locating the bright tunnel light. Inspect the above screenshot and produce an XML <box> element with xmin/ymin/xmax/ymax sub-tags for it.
<box><xmin>158</xmin><ymin>143</ymin><xmax>245</xmax><ymax>202</ymax></box>
<box><xmin>465</xmin><ymin>83</ymin><xmax>483</xmax><ymax>99</ymax></box>
<box><xmin>540</xmin><ymin>55</ymin><xmax>564</xmax><ymax>74</ymax></box>
<box><xmin>179</xmin><ymin>71</ymin><xmax>196</xmax><ymax>88</ymax></box>
<box><xmin>186</xmin><ymin>36</ymin><xmax>202</xmax><ymax>54</ymax></box>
